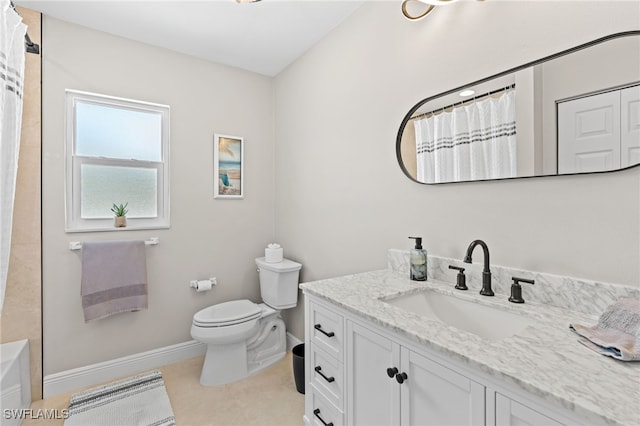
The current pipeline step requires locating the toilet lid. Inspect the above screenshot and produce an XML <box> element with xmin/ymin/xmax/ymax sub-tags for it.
<box><xmin>255</xmin><ymin>257</ymin><xmax>302</xmax><ymax>273</ymax></box>
<box><xmin>193</xmin><ymin>299</ymin><xmax>262</xmax><ymax>327</ymax></box>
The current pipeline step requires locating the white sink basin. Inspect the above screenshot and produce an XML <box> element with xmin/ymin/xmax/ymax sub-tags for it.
<box><xmin>383</xmin><ymin>290</ymin><xmax>535</xmax><ymax>341</ymax></box>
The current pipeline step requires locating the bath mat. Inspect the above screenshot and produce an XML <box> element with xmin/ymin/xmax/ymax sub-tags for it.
<box><xmin>64</xmin><ymin>370</ymin><xmax>176</xmax><ymax>426</ymax></box>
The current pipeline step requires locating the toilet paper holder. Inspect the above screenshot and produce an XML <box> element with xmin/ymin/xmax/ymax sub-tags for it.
<box><xmin>190</xmin><ymin>277</ymin><xmax>217</xmax><ymax>290</ymax></box>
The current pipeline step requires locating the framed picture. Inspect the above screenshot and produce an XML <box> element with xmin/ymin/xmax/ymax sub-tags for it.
<box><xmin>214</xmin><ymin>134</ymin><xmax>244</xmax><ymax>199</ymax></box>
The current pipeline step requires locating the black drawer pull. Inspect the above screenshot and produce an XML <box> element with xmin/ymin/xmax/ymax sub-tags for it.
<box><xmin>386</xmin><ymin>367</ymin><xmax>398</xmax><ymax>378</ymax></box>
<box><xmin>313</xmin><ymin>408</ymin><xmax>334</xmax><ymax>426</ymax></box>
<box><xmin>314</xmin><ymin>324</ymin><xmax>335</xmax><ymax>338</ymax></box>
<box><xmin>314</xmin><ymin>366</ymin><xmax>335</xmax><ymax>383</ymax></box>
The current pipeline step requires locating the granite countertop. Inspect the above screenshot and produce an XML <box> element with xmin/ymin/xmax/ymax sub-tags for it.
<box><xmin>300</xmin><ymin>269</ymin><xmax>640</xmax><ymax>426</ymax></box>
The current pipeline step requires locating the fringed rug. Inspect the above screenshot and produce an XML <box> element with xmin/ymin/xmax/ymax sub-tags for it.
<box><xmin>64</xmin><ymin>370</ymin><xmax>176</xmax><ymax>426</ymax></box>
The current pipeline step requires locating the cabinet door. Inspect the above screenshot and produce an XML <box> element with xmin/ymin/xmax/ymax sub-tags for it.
<box><xmin>495</xmin><ymin>393</ymin><xmax>564</xmax><ymax>426</ymax></box>
<box><xmin>400</xmin><ymin>348</ymin><xmax>485</xmax><ymax>426</ymax></box>
<box><xmin>347</xmin><ymin>321</ymin><xmax>401</xmax><ymax>426</ymax></box>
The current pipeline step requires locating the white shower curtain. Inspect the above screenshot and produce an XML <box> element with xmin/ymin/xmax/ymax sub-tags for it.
<box><xmin>0</xmin><ymin>0</ymin><xmax>27</xmax><ymax>314</ymax></box>
<box><xmin>414</xmin><ymin>90</ymin><xmax>517</xmax><ymax>184</ymax></box>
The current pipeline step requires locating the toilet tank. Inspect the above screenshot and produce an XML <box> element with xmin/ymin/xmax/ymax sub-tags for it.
<box><xmin>255</xmin><ymin>257</ymin><xmax>302</xmax><ymax>309</ymax></box>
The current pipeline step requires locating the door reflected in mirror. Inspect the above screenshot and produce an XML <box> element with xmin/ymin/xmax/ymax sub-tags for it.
<box><xmin>397</xmin><ymin>32</ymin><xmax>640</xmax><ymax>184</ymax></box>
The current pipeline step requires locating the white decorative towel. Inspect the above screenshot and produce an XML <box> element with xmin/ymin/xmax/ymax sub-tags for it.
<box><xmin>81</xmin><ymin>240</ymin><xmax>148</xmax><ymax>322</ymax></box>
<box><xmin>570</xmin><ymin>298</ymin><xmax>640</xmax><ymax>361</ymax></box>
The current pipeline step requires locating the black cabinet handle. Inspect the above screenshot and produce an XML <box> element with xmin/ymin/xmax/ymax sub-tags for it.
<box><xmin>314</xmin><ymin>324</ymin><xmax>335</xmax><ymax>338</ymax></box>
<box><xmin>314</xmin><ymin>366</ymin><xmax>335</xmax><ymax>383</ymax></box>
<box><xmin>313</xmin><ymin>408</ymin><xmax>333</xmax><ymax>426</ymax></box>
<box><xmin>395</xmin><ymin>372</ymin><xmax>408</xmax><ymax>384</ymax></box>
<box><xmin>386</xmin><ymin>367</ymin><xmax>399</xmax><ymax>378</ymax></box>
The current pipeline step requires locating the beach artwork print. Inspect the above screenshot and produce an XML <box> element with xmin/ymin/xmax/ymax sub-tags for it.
<box><xmin>214</xmin><ymin>134</ymin><xmax>244</xmax><ymax>199</ymax></box>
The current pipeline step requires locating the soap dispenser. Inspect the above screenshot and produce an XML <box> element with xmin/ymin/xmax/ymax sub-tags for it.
<box><xmin>408</xmin><ymin>237</ymin><xmax>427</xmax><ymax>281</ymax></box>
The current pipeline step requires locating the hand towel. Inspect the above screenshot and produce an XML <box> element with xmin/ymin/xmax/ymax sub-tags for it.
<box><xmin>81</xmin><ymin>240</ymin><xmax>148</xmax><ymax>322</ymax></box>
<box><xmin>570</xmin><ymin>298</ymin><xmax>640</xmax><ymax>361</ymax></box>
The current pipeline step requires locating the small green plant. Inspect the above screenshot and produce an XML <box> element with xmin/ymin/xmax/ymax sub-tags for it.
<box><xmin>110</xmin><ymin>202</ymin><xmax>129</xmax><ymax>217</ymax></box>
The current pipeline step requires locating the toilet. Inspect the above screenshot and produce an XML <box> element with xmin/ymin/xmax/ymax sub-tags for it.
<box><xmin>190</xmin><ymin>257</ymin><xmax>302</xmax><ymax>386</ymax></box>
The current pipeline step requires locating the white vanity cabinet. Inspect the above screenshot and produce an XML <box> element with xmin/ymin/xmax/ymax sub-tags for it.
<box><xmin>304</xmin><ymin>294</ymin><xmax>588</xmax><ymax>426</ymax></box>
<box><xmin>347</xmin><ymin>321</ymin><xmax>485</xmax><ymax>426</ymax></box>
<box><xmin>346</xmin><ymin>320</ymin><xmax>399</xmax><ymax>425</ymax></box>
<box><xmin>399</xmin><ymin>346</ymin><xmax>486</xmax><ymax>425</ymax></box>
<box><xmin>305</xmin><ymin>299</ymin><xmax>346</xmax><ymax>426</ymax></box>
<box><xmin>495</xmin><ymin>393</ymin><xmax>564</xmax><ymax>426</ymax></box>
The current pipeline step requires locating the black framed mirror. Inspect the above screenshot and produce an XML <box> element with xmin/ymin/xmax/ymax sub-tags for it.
<box><xmin>396</xmin><ymin>31</ymin><xmax>640</xmax><ymax>184</ymax></box>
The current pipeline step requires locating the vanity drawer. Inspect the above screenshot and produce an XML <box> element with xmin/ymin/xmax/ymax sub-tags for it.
<box><xmin>310</xmin><ymin>301</ymin><xmax>344</xmax><ymax>360</ymax></box>
<box><xmin>310</xmin><ymin>343</ymin><xmax>344</xmax><ymax>409</ymax></box>
<box><xmin>309</xmin><ymin>384</ymin><xmax>344</xmax><ymax>426</ymax></box>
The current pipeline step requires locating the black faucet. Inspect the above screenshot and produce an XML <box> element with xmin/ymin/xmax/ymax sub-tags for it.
<box><xmin>463</xmin><ymin>240</ymin><xmax>494</xmax><ymax>296</ymax></box>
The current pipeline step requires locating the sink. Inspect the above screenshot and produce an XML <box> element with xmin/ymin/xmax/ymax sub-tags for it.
<box><xmin>383</xmin><ymin>290</ymin><xmax>535</xmax><ymax>341</ymax></box>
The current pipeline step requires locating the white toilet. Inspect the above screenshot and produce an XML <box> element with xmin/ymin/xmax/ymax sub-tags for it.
<box><xmin>190</xmin><ymin>257</ymin><xmax>302</xmax><ymax>386</ymax></box>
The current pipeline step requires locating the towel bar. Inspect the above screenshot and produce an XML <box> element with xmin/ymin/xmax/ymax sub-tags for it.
<box><xmin>69</xmin><ymin>237</ymin><xmax>159</xmax><ymax>251</ymax></box>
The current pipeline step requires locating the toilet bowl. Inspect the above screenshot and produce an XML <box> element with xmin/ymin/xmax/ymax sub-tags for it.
<box><xmin>191</xmin><ymin>299</ymin><xmax>262</xmax><ymax>345</ymax></box>
<box><xmin>191</xmin><ymin>257</ymin><xmax>302</xmax><ymax>386</ymax></box>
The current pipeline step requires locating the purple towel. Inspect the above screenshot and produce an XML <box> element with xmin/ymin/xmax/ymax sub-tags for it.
<box><xmin>81</xmin><ymin>240</ymin><xmax>148</xmax><ymax>322</ymax></box>
<box><xmin>570</xmin><ymin>298</ymin><xmax>640</xmax><ymax>361</ymax></box>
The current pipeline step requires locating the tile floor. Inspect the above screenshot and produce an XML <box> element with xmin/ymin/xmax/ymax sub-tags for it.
<box><xmin>23</xmin><ymin>352</ymin><xmax>305</xmax><ymax>426</ymax></box>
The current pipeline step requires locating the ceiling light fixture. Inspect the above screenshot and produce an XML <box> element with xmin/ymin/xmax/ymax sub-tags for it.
<box><xmin>401</xmin><ymin>0</ymin><xmax>437</xmax><ymax>21</ymax></box>
<box><xmin>235</xmin><ymin>0</ymin><xmax>262</xmax><ymax>3</ymax></box>
<box><xmin>421</xmin><ymin>0</ymin><xmax>461</xmax><ymax>4</ymax></box>
<box><xmin>402</xmin><ymin>0</ymin><xmax>483</xmax><ymax>21</ymax></box>
<box><xmin>459</xmin><ymin>89</ymin><xmax>475</xmax><ymax>97</ymax></box>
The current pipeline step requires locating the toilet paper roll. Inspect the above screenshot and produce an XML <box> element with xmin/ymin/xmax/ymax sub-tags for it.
<box><xmin>265</xmin><ymin>247</ymin><xmax>283</xmax><ymax>263</ymax></box>
<box><xmin>194</xmin><ymin>279</ymin><xmax>212</xmax><ymax>292</ymax></box>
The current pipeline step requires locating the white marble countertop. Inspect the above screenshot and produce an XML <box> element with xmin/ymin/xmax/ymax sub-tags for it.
<box><xmin>300</xmin><ymin>269</ymin><xmax>640</xmax><ymax>426</ymax></box>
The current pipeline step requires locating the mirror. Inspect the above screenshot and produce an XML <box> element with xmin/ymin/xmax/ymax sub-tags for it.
<box><xmin>397</xmin><ymin>32</ymin><xmax>640</xmax><ymax>184</ymax></box>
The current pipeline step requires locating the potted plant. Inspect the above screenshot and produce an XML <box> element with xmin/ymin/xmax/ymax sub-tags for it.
<box><xmin>111</xmin><ymin>202</ymin><xmax>128</xmax><ymax>228</ymax></box>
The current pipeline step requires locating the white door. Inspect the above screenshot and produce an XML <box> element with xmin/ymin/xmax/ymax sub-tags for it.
<box><xmin>400</xmin><ymin>348</ymin><xmax>485</xmax><ymax>426</ymax></box>
<box><xmin>558</xmin><ymin>90</ymin><xmax>621</xmax><ymax>174</ymax></box>
<box><xmin>621</xmin><ymin>85</ymin><xmax>640</xmax><ymax>168</ymax></box>
<box><xmin>346</xmin><ymin>321</ymin><xmax>400</xmax><ymax>426</ymax></box>
<box><xmin>495</xmin><ymin>393</ymin><xmax>563</xmax><ymax>426</ymax></box>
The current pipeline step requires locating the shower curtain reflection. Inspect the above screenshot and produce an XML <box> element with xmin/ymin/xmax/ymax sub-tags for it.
<box><xmin>414</xmin><ymin>90</ymin><xmax>517</xmax><ymax>184</ymax></box>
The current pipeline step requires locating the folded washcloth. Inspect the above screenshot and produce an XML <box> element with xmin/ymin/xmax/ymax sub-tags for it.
<box><xmin>570</xmin><ymin>298</ymin><xmax>640</xmax><ymax>361</ymax></box>
<box><xmin>81</xmin><ymin>240</ymin><xmax>148</xmax><ymax>322</ymax></box>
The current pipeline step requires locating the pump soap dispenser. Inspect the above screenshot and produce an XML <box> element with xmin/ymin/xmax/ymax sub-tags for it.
<box><xmin>408</xmin><ymin>237</ymin><xmax>427</xmax><ymax>281</ymax></box>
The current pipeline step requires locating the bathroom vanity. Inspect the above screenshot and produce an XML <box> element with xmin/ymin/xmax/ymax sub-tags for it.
<box><xmin>300</xmin><ymin>252</ymin><xmax>640</xmax><ymax>426</ymax></box>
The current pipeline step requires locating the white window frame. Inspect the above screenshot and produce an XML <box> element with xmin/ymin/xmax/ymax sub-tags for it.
<box><xmin>65</xmin><ymin>90</ymin><xmax>170</xmax><ymax>232</ymax></box>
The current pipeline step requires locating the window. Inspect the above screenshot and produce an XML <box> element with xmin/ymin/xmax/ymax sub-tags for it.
<box><xmin>65</xmin><ymin>90</ymin><xmax>170</xmax><ymax>232</ymax></box>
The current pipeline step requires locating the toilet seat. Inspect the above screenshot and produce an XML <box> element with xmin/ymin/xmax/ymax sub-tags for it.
<box><xmin>193</xmin><ymin>299</ymin><xmax>262</xmax><ymax>328</ymax></box>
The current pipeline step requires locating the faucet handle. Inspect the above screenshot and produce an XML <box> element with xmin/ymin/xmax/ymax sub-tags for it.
<box><xmin>509</xmin><ymin>277</ymin><xmax>535</xmax><ymax>303</ymax></box>
<box><xmin>448</xmin><ymin>265</ymin><xmax>468</xmax><ymax>291</ymax></box>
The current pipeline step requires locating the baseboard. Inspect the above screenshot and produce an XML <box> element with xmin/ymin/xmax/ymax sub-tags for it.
<box><xmin>43</xmin><ymin>340</ymin><xmax>205</xmax><ymax>398</ymax></box>
<box><xmin>286</xmin><ymin>332</ymin><xmax>303</xmax><ymax>351</ymax></box>
<box><xmin>45</xmin><ymin>334</ymin><xmax>303</xmax><ymax>397</ymax></box>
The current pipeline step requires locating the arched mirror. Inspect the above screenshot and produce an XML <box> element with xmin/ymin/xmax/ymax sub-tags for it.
<box><xmin>397</xmin><ymin>32</ymin><xmax>640</xmax><ymax>184</ymax></box>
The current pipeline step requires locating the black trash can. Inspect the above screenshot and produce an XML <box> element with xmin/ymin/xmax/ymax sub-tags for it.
<box><xmin>292</xmin><ymin>343</ymin><xmax>305</xmax><ymax>394</ymax></box>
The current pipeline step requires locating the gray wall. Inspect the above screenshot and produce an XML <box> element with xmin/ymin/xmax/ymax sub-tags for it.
<box><xmin>42</xmin><ymin>18</ymin><xmax>276</xmax><ymax>374</ymax></box>
<box><xmin>274</xmin><ymin>1</ymin><xmax>640</xmax><ymax>340</ymax></box>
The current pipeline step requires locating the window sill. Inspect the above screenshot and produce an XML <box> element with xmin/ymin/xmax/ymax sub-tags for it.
<box><xmin>65</xmin><ymin>222</ymin><xmax>170</xmax><ymax>233</ymax></box>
